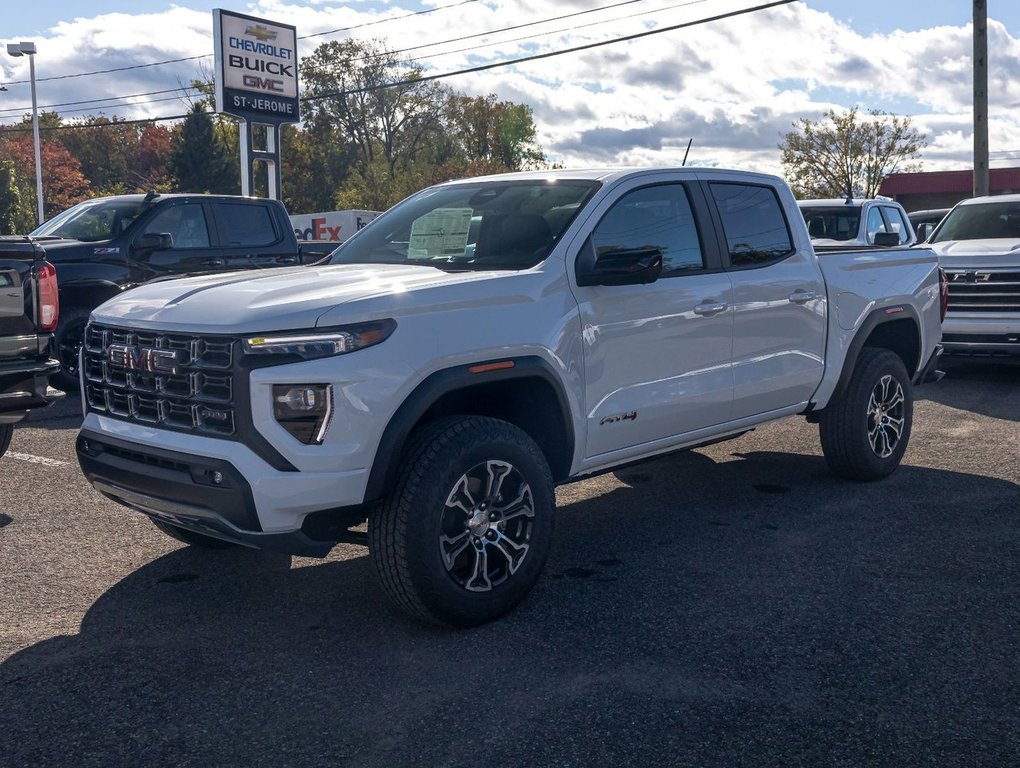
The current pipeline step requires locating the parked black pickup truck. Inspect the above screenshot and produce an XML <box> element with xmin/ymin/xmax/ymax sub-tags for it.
<box><xmin>14</xmin><ymin>192</ymin><xmax>328</xmax><ymax>390</ymax></box>
<box><xmin>0</xmin><ymin>242</ymin><xmax>62</xmax><ymax>458</ymax></box>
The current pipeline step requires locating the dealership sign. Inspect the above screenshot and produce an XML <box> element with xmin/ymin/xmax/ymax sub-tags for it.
<box><xmin>213</xmin><ymin>9</ymin><xmax>299</xmax><ymax>123</ymax></box>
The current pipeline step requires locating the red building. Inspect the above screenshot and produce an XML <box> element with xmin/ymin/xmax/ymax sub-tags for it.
<box><xmin>879</xmin><ymin>168</ymin><xmax>1020</xmax><ymax>212</ymax></box>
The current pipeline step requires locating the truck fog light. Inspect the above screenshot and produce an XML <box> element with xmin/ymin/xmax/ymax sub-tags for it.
<box><xmin>273</xmin><ymin>384</ymin><xmax>334</xmax><ymax>445</ymax></box>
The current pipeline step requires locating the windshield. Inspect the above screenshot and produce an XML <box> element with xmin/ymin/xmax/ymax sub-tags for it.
<box><xmin>799</xmin><ymin>206</ymin><xmax>861</xmax><ymax>241</ymax></box>
<box><xmin>930</xmin><ymin>201</ymin><xmax>1020</xmax><ymax>243</ymax></box>
<box><xmin>30</xmin><ymin>198</ymin><xmax>147</xmax><ymax>242</ymax></box>
<box><xmin>328</xmin><ymin>179</ymin><xmax>600</xmax><ymax>271</ymax></box>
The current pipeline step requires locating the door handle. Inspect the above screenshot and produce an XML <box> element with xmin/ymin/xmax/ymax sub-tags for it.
<box><xmin>277</xmin><ymin>256</ymin><xmax>299</xmax><ymax>264</ymax></box>
<box><xmin>789</xmin><ymin>289</ymin><xmax>818</xmax><ymax>304</ymax></box>
<box><xmin>693</xmin><ymin>301</ymin><xmax>728</xmax><ymax>316</ymax></box>
<box><xmin>205</xmin><ymin>258</ymin><xmax>226</xmax><ymax>268</ymax></box>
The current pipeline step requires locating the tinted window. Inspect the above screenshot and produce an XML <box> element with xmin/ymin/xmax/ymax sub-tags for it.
<box><xmin>31</xmin><ymin>199</ymin><xmax>145</xmax><ymax>242</ymax></box>
<box><xmin>931</xmin><ymin>201</ymin><xmax>1020</xmax><ymax>242</ymax></box>
<box><xmin>710</xmin><ymin>183</ymin><xmax>793</xmax><ymax>266</ymax></box>
<box><xmin>144</xmin><ymin>203</ymin><xmax>211</xmax><ymax>249</ymax></box>
<box><xmin>800</xmin><ymin>206</ymin><xmax>860</xmax><ymax>241</ymax></box>
<box><xmin>217</xmin><ymin>203</ymin><xmax>278</xmax><ymax>247</ymax></box>
<box><xmin>592</xmin><ymin>184</ymin><xmax>704</xmax><ymax>274</ymax></box>
<box><xmin>865</xmin><ymin>206</ymin><xmax>887</xmax><ymax>244</ymax></box>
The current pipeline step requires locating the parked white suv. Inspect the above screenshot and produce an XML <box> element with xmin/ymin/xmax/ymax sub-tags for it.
<box><xmin>76</xmin><ymin>168</ymin><xmax>945</xmax><ymax>626</ymax></box>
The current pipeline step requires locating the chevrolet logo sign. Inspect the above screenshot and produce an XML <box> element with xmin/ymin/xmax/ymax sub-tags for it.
<box><xmin>245</xmin><ymin>25</ymin><xmax>278</xmax><ymax>41</ymax></box>
<box><xmin>107</xmin><ymin>344</ymin><xmax>179</xmax><ymax>374</ymax></box>
<box><xmin>950</xmin><ymin>271</ymin><xmax>992</xmax><ymax>283</ymax></box>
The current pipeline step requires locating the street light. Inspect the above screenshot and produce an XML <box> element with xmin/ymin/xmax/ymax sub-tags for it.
<box><xmin>6</xmin><ymin>41</ymin><xmax>43</xmax><ymax>226</ymax></box>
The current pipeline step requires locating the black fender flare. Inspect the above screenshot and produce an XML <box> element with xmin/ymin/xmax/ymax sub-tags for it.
<box><xmin>819</xmin><ymin>304</ymin><xmax>922</xmax><ymax>412</ymax></box>
<box><xmin>363</xmin><ymin>355</ymin><xmax>575</xmax><ymax>501</ymax></box>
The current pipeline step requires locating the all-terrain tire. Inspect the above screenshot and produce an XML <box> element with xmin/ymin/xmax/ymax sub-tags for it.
<box><xmin>369</xmin><ymin>416</ymin><xmax>555</xmax><ymax>627</ymax></box>
<box><xmin>53</xmin><ymin>307</ymin><xmax>91</xmax><ymax>393</ymax></box>
<box><xmin>819</xmin><ymin>347</ymin><xmax>913</xmax><ymax>481</ymax></box>
<box><xmin>0</xmin><ymin>423</ymin><xmax>13</xmax><ymax>459</ymax></box>
<box><xmin>150</xmin><ymin>518</ymin><xmax>237</xmax><ymax>549</ymax></box>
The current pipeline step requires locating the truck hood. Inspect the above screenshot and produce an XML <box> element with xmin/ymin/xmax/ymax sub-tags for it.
<box><xmin>91</xmin><ymin>263</ymin><xmax>532</xmax><ymax>332</ymax></box>
<box><xmin>929</xmin><ymin>239</ymin><xmax>1020</xmax><ymax>269</ymax></box>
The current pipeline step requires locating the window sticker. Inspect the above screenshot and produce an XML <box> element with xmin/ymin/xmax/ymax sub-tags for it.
<box><xmin>408</xmin><ymin>208</ymin><xmax>473</xmax><ymax>259</ymax></box>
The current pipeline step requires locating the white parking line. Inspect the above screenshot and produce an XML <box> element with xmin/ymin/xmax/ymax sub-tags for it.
<box><xmin>3</xmin><ymin>452</ymin><xmax>70</xmax><ymax>467</ymax></box>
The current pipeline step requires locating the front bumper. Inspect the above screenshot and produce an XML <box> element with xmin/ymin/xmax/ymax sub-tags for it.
<box><xmin>76</xmin><ymin>421</ymin><xmax>371</xmax><ymax>557</ymax></box>
<box><xmin>942</xmin><ymin>315</ymin><xmax>1020</xmax><ymax>356</ymax></box>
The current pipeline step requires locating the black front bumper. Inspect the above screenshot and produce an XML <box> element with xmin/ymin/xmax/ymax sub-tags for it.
<box><xmin>76</xmin><ymin>430</ymin><xmax>333</xmax><ymax>557</ymax></box>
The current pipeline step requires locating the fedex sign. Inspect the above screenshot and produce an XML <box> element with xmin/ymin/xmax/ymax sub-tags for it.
<box><xmin>290</xmin><ymin>210</ymin><xmax>382</xmax><ymax>243</ymax></box>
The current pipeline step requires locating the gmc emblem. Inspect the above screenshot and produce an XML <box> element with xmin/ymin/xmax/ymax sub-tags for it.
<box><xmin>107</xmin><ymin>344</ymin><xmax>179</xmax><ymax>374</ymax></box>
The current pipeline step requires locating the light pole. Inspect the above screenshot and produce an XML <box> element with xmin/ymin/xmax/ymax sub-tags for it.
<box><xmin>6</xmin><ymin>41</ymin><xmax>43</xmax><ymax>225</ymax></box>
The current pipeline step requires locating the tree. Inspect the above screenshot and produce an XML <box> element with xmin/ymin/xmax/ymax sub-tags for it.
<box><xmin>0</xmin><ymin>159</ymin><xmax>30</xmax><ymax>234</ymax></box>
<box><xmin>168</xmin><ymin>102</ymin><xmax>235</xmax><ymax>194</ymax></box>
<box><xmin>58</xmin><ymin>116</ymin><xmax>137</xmax><ymax>196</ymax></box>
<box><xmin>779</xmin><ymin>107</ymin><xmax>927</xmax><ymax>199</ymax></box>
<box><xmin>0</xmin><ymin>131</ymin><xmax>92</xmax><ymax>221</ymax></box>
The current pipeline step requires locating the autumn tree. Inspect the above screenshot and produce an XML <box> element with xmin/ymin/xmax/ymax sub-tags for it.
<box><xmin>0</xmin><ymin>159</ymin><xmax>29</xmax><ymax>234</ymax></box>
<box><xmin>132</xmin><ymin>124</ymin><xmax>174</xmax><ymax>190</ymax></box>
<box><xmin>58</xmin><ymin>116</ymin><xmax>138</xmax><ymax>195</ymax></box>
<box><xmin>168</xmin><ymin>102</ymin><xmax>235</xmax><ymax>193</ymax></box>
<box><xmin>0</xmin><ymin>128</ymin><xmax>92</xmax><ymax>222</ymax></box>
<box><xmin>779</xmin><ymin>107</ymin><xmax>927</xmax><ymax>199</ymax></box>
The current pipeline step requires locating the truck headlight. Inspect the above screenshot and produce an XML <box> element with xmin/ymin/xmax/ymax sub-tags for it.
<box><xmin>243</xmin><ymin>319</ymin><xmax>396</xmax><ymax>360</ymax></box>
<box><xmin>273</xmin><ymin>384</ymin><xmax>334</xmax><ymax>445</ymax></box>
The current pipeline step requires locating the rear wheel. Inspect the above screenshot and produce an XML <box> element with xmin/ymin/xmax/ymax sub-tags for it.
<box><xmin>53</xmin><ymin>308</ymin><xmax>91</xmax><ymax>393</ymax></box>
<box><xmin>370</xmin><ymin>416</ymin><xmax>555</xmax><ymax>627</ymax></box>
<box><xmin>150</xmin><ymin>518</ymin><xmax>237</xmax><ymax>549</ymax></box>
<box><xmin>819</xmin><ymin>348</ymin><xmax>913</xmax><ymax>481</ymax></box>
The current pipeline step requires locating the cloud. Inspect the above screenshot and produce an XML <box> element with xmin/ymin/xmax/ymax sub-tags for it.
<box><xmin>2</xmin><ymin>0</ymin><xmax>1019</xmax><ymax>176</ymax></box>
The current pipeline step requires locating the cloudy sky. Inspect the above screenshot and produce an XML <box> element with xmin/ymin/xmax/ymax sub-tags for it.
<box><xmin>3</xmin><ymin>0</ymin><xmax>1020</xmax><ymax>177</ymax></box>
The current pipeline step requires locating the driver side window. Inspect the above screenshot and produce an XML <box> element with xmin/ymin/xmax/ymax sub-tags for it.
<box><xmin>143</xmin><ymin>204</ymin><xmax>211</xmax><ymax>249</ymax></box>
<box><xmin>592</xmin><ymin>184</ymin><xmax>705</xmax><ymax>274</ymax></box>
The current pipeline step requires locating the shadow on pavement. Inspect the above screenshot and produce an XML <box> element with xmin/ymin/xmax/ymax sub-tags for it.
<box><xmin>3</xmin><ymin>449</ymin><xmax>1018</xmax><ymax>767</ymax></box>
<box><xmin>919</xmin><ymin>357</ymin><xmax>1020</xmax><ymax>421</ymax></box>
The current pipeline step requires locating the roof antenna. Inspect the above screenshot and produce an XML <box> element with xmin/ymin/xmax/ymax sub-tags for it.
<box><xmin>845</xmin><ymin>180</ymin><xmax>853</xmax><ymax>204</ymax></box>
<box><xmin>143</xmin><ymin>190</ymin><xmax>160</xmax><ymax>202</ymax></box>
<box><xmin>682</xmin><ymin>138</ymin><xmax>693</xmax><ymax>167</ymax></box>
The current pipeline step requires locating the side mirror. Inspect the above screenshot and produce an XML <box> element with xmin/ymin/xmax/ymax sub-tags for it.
<box><xmin>873</xmin><ymin>232</ymin><xmax>900</xmax><ymax>247</ymax></box>
<box><xmin>136</xmin><ymin>232</ymin><xmax>172</xmax><ymax>252</ymax></box>
<box><xmin>576</xmin><ymin>242</ymin><xmax>663</xmax><ymax>287</ymax></box>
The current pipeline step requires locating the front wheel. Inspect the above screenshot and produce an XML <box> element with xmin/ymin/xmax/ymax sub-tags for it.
<box><xmin>819</xmin><ymin>348</ymin><xmax>913</xmax><ymax>481</ymax></box>
<box><xmin>0</xmin><ymin>423</ymin><xmax>13</xmax><ymax>459</ymax></box>
<box><xmin>369</xmin><ymin>416</ymin><xmax>555</xmax><ymax>627</ymax></box>
<box><xmin>53</xmin><ymin>308</ymin><xmax>91</xmax><ymax>393</ymax></box>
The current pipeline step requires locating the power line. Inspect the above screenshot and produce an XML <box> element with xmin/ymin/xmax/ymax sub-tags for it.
<box><xmin>0</xmin><ymin>86</ymin><xmax>201</xmax><ymax>116</ymax></box>
<box><xmin>1</xmin><ymin>0</ymin><xmax>484</xmax><ymax>86</ymax></box>
<box><xmin>0</xmin><ymin>0</ymin><xmax>797</xmax><ymax>132</ymax></box>
<box><xmin>304</xmin><ymin>0</ymin><xmax>798</xmax><ymax>100</ymax></box>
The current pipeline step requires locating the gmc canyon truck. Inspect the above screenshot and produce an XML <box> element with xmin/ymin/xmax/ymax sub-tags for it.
<box><xmin>926</xmin><ymin>194</ymin><xmax>1020</xmax><ymax>356</ymax></box>
<box><xmin>13</xmin><ymin>192</ymin><xmax>329</xmax><ymax>391</ymax></box>
<box><xmin>75</xmin><ymin>168</ymin><xmax>946</xmax><ymax>626</ymax></box>
<box><xmin>0</xmin><ymin>242</ymin><xmax>62</xmax><ymax>458</ymax></box>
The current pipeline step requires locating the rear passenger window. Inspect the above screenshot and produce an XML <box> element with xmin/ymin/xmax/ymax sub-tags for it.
<box><xmin>882</xmin><ymin>206</ymin><xmax>911</xmax><ymax>244</ymax></box>
<box><xmin>216</xmin><ymin>204</ymin><xmax>278</xmax><ymax>246</ymax></box>
<box><xmin>592</xmin><ymin>184</ymin><xmax>705</xmax><ymax>274</ymax></box>
<box><xmin>709</xmin><ymin>183</ymin><xmax>794</xmax><ymax>267</ymax></box>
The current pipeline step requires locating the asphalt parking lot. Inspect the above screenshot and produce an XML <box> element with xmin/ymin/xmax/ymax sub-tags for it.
<box><xmin>1</xmin><ymin>359</ymin><xmax>1017</xmax><ymax>767</ymax></box>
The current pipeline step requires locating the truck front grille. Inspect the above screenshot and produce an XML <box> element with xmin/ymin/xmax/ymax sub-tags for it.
<box><xmin>83</xmin><ymin>323</ymin><xmax>241</xmax><ymax>437</ymax></box>
<box><xmin>944</xmin><ymin>269</ymin><xmax>1020</xmax><ymax>313</ymax></box>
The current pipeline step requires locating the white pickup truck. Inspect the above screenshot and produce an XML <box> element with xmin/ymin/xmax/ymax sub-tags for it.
<box><xmin>926</xmin><ymin>194</ymin><xmax>1020</xmax><ymax>356</ymax></box>
<box><xmin>798</xmin><ymin>198</ymin><xmax>916</xmax><ymax>247</ymax></box>
<box><xmin>75</xmin><ymin>168</ymin><xmax>945</xmax><ymax>626</ymax></box>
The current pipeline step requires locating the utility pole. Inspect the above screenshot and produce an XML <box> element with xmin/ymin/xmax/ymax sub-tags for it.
<box><xmin>973</xmin><ymin>0</ymin><xmax>989</xmax><ymax>197</ymax></box>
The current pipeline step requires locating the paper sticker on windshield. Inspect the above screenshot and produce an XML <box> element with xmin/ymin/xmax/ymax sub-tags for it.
<box><xmin>408</xmin><ymin>208</ymin><xmax>472</xmax><ymax>259</ymax></box>
<box><xmin>93</xmin><ymin>247</ymin><xmax>120</xmax><ymax>254</ymax></box>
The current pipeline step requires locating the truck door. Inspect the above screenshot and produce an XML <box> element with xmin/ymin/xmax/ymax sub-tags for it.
<box><xmin>214</xmin><ymin>201</ymin><xmax>300</xmax><ymax>269</ymax></box>
<box><xmin>571</xmin><ymin>180</ymin><xmax>734</xmax><ymax>460</ymax></box>
<box><xmin>706</xmin><ymin>180</ymin><xmax>826</xmax><ymax>419</ymax></box>
<box><xmin>135</xmin><ymin>202</ymin><xmax>227</xmax><ymax>276</ymax></box>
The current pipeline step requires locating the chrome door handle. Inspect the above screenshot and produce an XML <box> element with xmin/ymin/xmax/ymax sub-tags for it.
<box><xmin>789</xmin><ymin>289</ymin><xmax>818</xmax><ymax>304</ymax></box>
<box><xmin>693</xmin><ymin>301</ymin><xmax>728</xmax><ymax>316</ymax></box>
